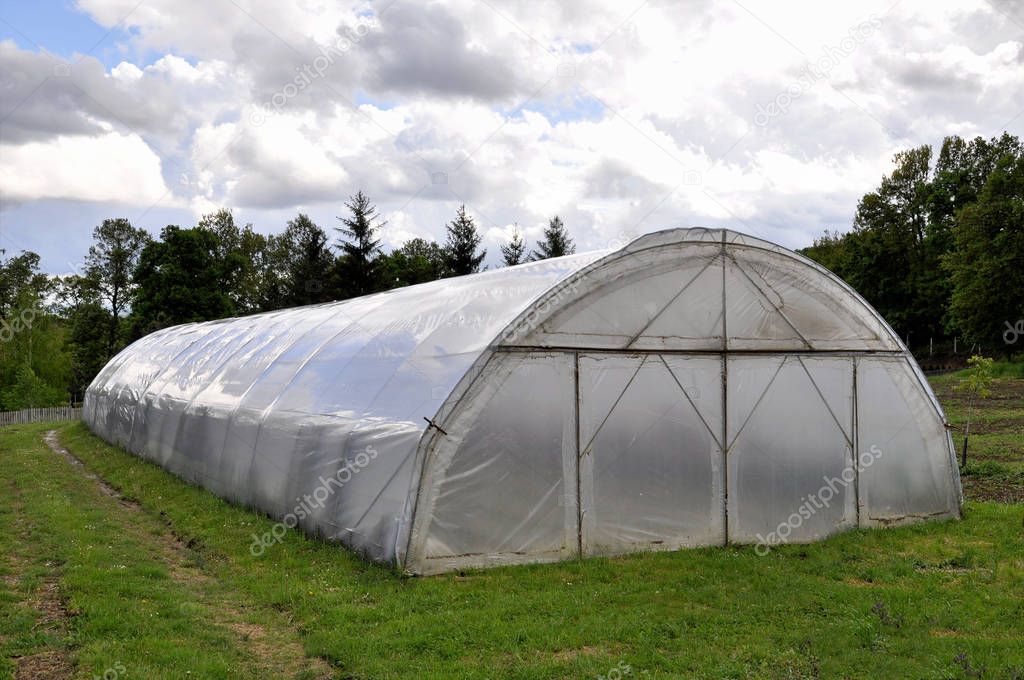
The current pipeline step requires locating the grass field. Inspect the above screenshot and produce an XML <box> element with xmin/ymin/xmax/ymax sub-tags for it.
<box><xmin>931</xmin><ymin>364</ymin><xmax>1024</xmax><ymax>506</ymax></box>
<box><xmin>1</xmin><ymin>371</ymin><xmax>1022</xmax><ymax>679</ymax></box>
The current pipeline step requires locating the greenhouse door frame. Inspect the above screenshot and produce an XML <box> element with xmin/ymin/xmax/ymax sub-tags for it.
<box><xmin>573</xmin><ymin>350</ymin><xmax>729</xmax><ymax>557</ymax></box>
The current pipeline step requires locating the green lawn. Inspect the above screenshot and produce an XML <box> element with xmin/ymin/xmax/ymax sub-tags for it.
<box><xmin>1</xmin><ymin>373</ymin><xmax>1022</xmax><ymax>679</ymax></box>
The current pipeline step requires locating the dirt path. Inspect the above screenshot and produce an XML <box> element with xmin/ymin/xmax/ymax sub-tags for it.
<box><xmin>14</xmin><ymin>575</ymin><xmax>73</xmax><ymax>680</ymax></box>
<box><xmin>41</xmin><ymin>430</ymin><xmax>336</xmax><ymax>680</ymax></box>
<box><xmin>2</xmin><ymin>473</ymin><xmax>74</xmax><ymax>680</ymax></box>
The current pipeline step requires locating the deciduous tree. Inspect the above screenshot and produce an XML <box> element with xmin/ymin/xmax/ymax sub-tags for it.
<box><xmin>380</xmin><ymin>238</ymin><xmax>446</xmax><ymax>287</ymax></box>
<box><xmin>131</xmin><ymin>226</ymin><xmax>235</xmax><ymax>336</ymax></box>
<box><xmin>269</xmin><ymin>214</ymin><xmax>335</xmax><ymax>308</ymax></box>
<box><xmin>198</xmin><ymin>209</ymin><xmax>270</xmax><ymax>314</ymax></box>
<box><xmin>945</xmin><ymin>149</ymin><xmax>1024</xmax><ymax>352</ymax></box>
<box><xmin>84</xmin><ymin>218</ymin><xmax>149</xmax><ymax>358</ymax></box>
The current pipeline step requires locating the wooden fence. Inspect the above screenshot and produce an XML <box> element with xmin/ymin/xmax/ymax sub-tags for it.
<box><xmin>0</xmin><ymin>407</ymin><xmax>83</xmax><ymax>426</ymax></box>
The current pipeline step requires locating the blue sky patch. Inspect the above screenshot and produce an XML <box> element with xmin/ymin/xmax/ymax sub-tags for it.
<box><xmin>0</xmin><ymin>0</ymin><xmax>154</xmax><ymax>68</ymax></box>
<box><xmin>507</xmin><ymin>90</ymin><xmax>605</xmax><ymax>125</ymax></box>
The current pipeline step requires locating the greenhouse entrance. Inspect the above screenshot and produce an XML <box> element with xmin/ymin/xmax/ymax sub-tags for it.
<box><xmin>578</xmin><ymin>352</ymin><xmax>724</xmax><ymax>556</ymax></box>
<box><xmin>575</xmin><ymin>351</ymin><xmax>859</xmax><ymax>556</ymax></box>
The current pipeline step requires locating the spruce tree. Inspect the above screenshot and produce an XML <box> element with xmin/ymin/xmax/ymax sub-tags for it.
<box><xmin>444</xmin><ymin>205</ymin><xmax>486</xmax><ymax>276</ymax></box>
<box><xmin>335</xmin><ymin>191</ymin><xmax>385</xmax><ymax>297</ymax></box>
<box><xmin>500</xmin><ymin>225</ymin><xmax>526</xmax><ymax>266</ymax></box>
<box><xmin>531</xmin><ymin>216</ymin><xmax>575</xmax><ymax>260</ymax></box>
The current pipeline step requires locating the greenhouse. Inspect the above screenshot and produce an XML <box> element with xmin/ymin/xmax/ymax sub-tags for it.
<box><xmin>84</xmin><ymin>228</ymin><xmax>962</xmax><ymax>574</ymax></box>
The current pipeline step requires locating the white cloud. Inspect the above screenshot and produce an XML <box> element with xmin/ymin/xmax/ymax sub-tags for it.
<box><xmin>1</xmin><ymin>0</ymin><xmax>1023</xmax><ymax>265</ymax></box>
<box><xmin>0</xmin><ymin>132</ymin><xmax>170</xmax><ymax>204</ymax></box>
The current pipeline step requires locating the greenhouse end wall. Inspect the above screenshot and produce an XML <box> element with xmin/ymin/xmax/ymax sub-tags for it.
<box><xmin>402</xmin><ymin>230</ymin><xmax>961</xmax><ymax>574</ymax></box>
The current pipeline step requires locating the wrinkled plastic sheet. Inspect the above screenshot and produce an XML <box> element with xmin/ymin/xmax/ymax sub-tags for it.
<box><xmin>85</xmin><ymin>253</ymin><xmax>605</xmax><ymax>565</ymax></box>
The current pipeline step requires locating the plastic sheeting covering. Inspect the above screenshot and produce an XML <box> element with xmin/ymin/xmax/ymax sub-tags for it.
<box><xmin>86</xmin><ymin>228</ymin><xmax>962</xmax><ymax>574</ymax></box>
<box><xmin>85</xmin><ymin>253</ymin><xmax>607</xmax><ymax>565</ymax></box>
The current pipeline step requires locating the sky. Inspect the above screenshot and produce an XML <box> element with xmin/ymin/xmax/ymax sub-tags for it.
<box><xmin>1</xmin><ymin>0</ymin><xmax>1023</xmax><ymax>275</ymax></box>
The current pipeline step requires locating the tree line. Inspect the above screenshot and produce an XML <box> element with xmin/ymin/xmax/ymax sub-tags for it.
<box><xmin>800</xmin><ymin>132</ymin><xmax>1023</xmax><ymax>357</ymax></box>
<box><xmin>0</xmin><ymin>197</ymin><xmax>576</xmax><ymax>410</ymax></box>
<box><xmin>6</xmin><ymin>131</ymin><xmax>1019</xmax><ymax>411</ymax></box>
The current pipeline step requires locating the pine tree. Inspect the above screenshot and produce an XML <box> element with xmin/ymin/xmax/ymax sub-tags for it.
<box><xmin>334</xmin><ymin>191</ymin><xmax>385</xmax><ymax>297</ymax></box>
<box><xmin>500</xmin><ymin>225</ymin><xmax>526</xmax><ymax>267</ymax></box>
<box><xmin>531</xmin><ymin>216</ymin><xmax>575</xmax><ymax>260</ymax></box>
<box><xmin>444</xmin><ymin>205</ymin><xmax>486</xmax><ymax>276</ymax></box>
